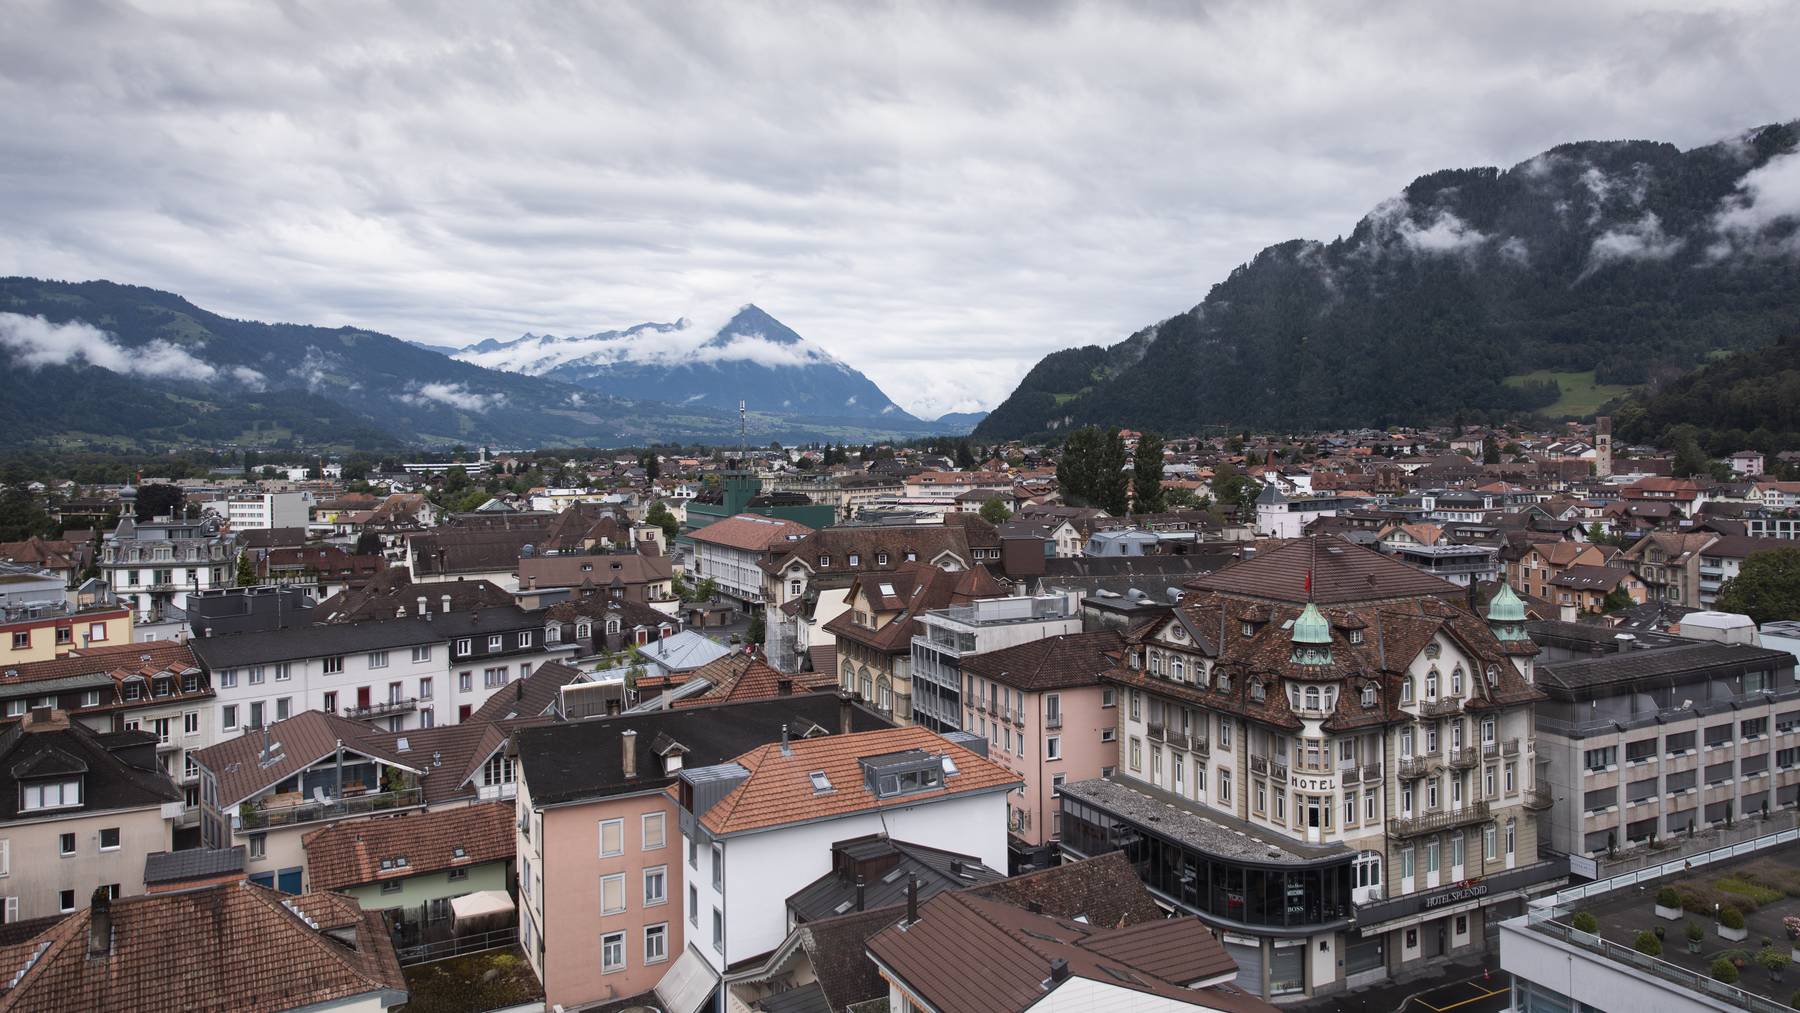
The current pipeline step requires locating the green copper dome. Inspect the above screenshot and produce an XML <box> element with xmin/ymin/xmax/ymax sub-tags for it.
<box><xmin>1292</xmin><ymin>602</ymin><xmax>1332</xmax><ymax>645</ymax></box>
<box><xmin>1487</xmin><ymin>583</ymin><xmax>1527</xmax><ymax>623</ymax></box>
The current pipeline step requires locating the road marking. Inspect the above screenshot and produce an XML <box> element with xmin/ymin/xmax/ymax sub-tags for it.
<box><xmin>1417</xmin><ymin>983</ymin><xmax>1508</xmax><ymax>1011</ymax></box>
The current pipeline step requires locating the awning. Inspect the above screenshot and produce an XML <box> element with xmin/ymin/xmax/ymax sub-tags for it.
<box><xmin>449</xmin><ymin>890</ymin><xmax>514</xmax><ymax>924</ymax></box>
<box><xmin>655</xmin><ymin>944</ymin><xmax>720</xmax><ymax>1013</ymax></box>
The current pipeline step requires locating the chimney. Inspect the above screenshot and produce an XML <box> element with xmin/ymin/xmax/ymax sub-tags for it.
<box><xmin>1048</xmin><ymin>958</ymin><xmax>1070</xmax><ymax>983</ymax></box>
<box><xmin>855</xmin><ymin>876</ymin><xmax>866</xmax><ymax>911</ymax></box>
<box><xmin>1027</xmin><ymin>900</ymin><xmax>1043</xmax><ymax>914</ymax></box>
<box><xmin>620</xmin><ymin>729</ymin><xmax>638</xmax><ymax>779</ymax></box>
<box><xmin>441</xmin><ymin>594</ymin><xmax>452</xmax><ymax>615</ymax></box>
<box><xmin>779</xmin><ymin>724</ymin><xmax>791</xmax><ymax>756</ymax></box>
<box><xmin>838</xmin><ymin>691</ymin><xmax>854</xmax><ymax>736</ymax></box>
<box><xmin>777</xmin><ymin>676</ymin><xmax>793</xmax><ymax>697</ymax></box>
<box><xmin>527</xmin><ymin>575</ymin><xmax>537</xmax><ymax>590</ymax></box>
<box><xmin>905</xmin><ymin>877</ymin><xmax>919</xmax><ymax>925</ymax></box>
<box><xmin>88</xmin><ymin>887</ymin><xmax>112</xmax><ymax>956</ymax></box>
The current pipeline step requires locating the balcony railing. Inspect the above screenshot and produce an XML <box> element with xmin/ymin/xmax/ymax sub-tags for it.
<box><xmin>1503</xmin><ymin>738</ymin><xmax>1521</xmax><ymax>756</ymax></box>
<box><xmin>235</xmin><ymin>786</ymin><xmax>423</xmax><ymax>832</ymax></box>
<box><xmin>342</xmin><ymin>697</ymin><xmax>419</xmax><ymax>721</ymax></box>
<box><xmin>1165</xmin><ymin>730</ymin><xmax>1190</xmax><ymax>751</ymax></box>
<box><xmin>1388</xmin><ymin>801</ymin><xmax>1490</xmax><ymax>838</ymax></box>
<box><xmin>1250</xmin><ymin>756</ymin><xmax>1269</xmax><ymax>776</ymax></box>
<box><xmin>1147</xmin><ymin>721</ymin><xmax>1165</xmax><ymax>739</ymax></box>
<box><xmin>1191</xmin><ymin>738</ymin><xmax>1210</xmax><ymax>756</ymax></box>
<box><xmin>1362</xmin><ymin>763</ymin><xmax>1382</xmax><ymax>782</ymax></box>
<box><xmin>1524</xmin><ymin>785</ymin><xmax>1554</xmax><ymax>810</ymax></box>
<box><xmin>1448</xmin><ymin>746</ymin><xmax>1479</xmax><ymax>769</ymax></box>
<box><xmin>1397</xmin><ymin>756</ymin><xmax>1431</xmax><ymax>779</ymax></box>
<box><xmin>1271</xmin><ymin>761</ymin><xmax>1290</xmax><ymax>780</ymax></box>
<box><xmin>1342</xmin><ymin>765</ymin><xmax>1361</xmax><ymax>785</ymax></box>
<box><xmin>1418</xmin><ymin>697</ymin><xmax>1463</xmax><ymax>718</ymax></box>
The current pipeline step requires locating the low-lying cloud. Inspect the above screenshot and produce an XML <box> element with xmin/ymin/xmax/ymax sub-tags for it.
<box><xmin>1711</xmin><ymin>149</ymin><xmax>1800</xmax><ymax>257</ymax></box>
<box><xmin>1589</xmin><ymin>212</ymin><xmax>1684</xmax><ymax>265</ymax></box>
<box><xmin>456</xmin><ymin>310</ymin><xmax>840</xmax><ymax>376</ymax></box>
<box><xmin>0</xmin><ymin>312</ymin><xmax>245</xmax><ymax>383</ymax></box>
<box><xmin>399</xmin><ymin>382</ymin><xmax>506</xmax><ymax>413</ymax></box>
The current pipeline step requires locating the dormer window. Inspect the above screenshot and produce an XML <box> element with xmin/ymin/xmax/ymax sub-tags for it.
<box><xmin>1402</xmin><ymin>677</ymin><xmax>1415</xmax><ymax>703</ymax></box>
<box><xmin>575</xmin><ymin>622</ymin><xmax>592</xmax><ymax>639</ymax></box>
<box><xmin>849</xmin><ymin>553</ymin><xmax>860</xmax><ymax>566</ymax></box>
<box><xmin>546</xmin><ymin>624</ymin><xmax>561</xmax><ymax>644</ymax></box>
<box><xmin>819</xmin><ymin>555</ymin><xmax>830</xmax><ymax>567</ymax></box>
<box><xmin>905</xmin><ymin>551</ymin><xmax>916</xmax><ymax>562</ymax></box>
<box><xmin>1241</xmin><ymin>622</ymin><xmax>1254</xmax><ymax>638</ymax></box>
<box><xmin>606</xmin><ymin>620</ymin><xmax>620</xmax><ymax>635</ymax></box>
<box><xmin>1304</xmin><ymin>686</ymin><xmax>1320</xmax><ymax>710</ymax></box>
<box><xmin>1361</xmin><ymin>685</ymin><xmax>1377</xmax><ymax>708</ymax></box>
<box><xmin>1349</xmin><ymin>629</ymin><xmax>1364</xmax><ymax>645</ymax></box>
<box><xmin>21</xmin><ymin>778</ymin><xmax>81</xmax><ymax>811</ymax></box>
<box><xmin>1250</xmin><ymin>679</ymin><xmax>1266</xmax><ymax>702</ymax></box>
<box><xmin>1486</xmin><ymin>664</ymin><xmax>1500</xmax><ymax>686</ymax></box>
<box><xmin>877</xmin><ymin>552</ymin><xmax>889</xmax><ymax>565</ymax></box>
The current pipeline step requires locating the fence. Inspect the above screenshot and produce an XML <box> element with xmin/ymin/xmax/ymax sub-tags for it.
<box><xmin>396</xmin><ymin>926</ymin><xmax>519</xmax><ymax>966</ymax></box>
<box><xmin>1545</xmin><ymin>822</ymin><xmax>1800</xmax><ymax>909</ymax></box>
<box><xmin>1524</xmin><ymin>914</ymin><xmax>1793</xmax><ymax>1013</ymax></box>
<box><xmin>1590</xmin><ymin>809</ymin><xmax>1800</xmax><ymax>880</ymax></box>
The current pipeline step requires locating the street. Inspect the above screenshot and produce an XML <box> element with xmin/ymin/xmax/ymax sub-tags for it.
<box><xmin>1398</xmin><ymin>969</ymin><xmax>1510</xmax><ymax>1013</ymax></box>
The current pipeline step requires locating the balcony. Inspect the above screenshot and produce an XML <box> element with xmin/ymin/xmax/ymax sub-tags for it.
<box><xmin>1362</xmin><ymin>763</ymin><xmax>1382</xmax><ymax>782</ymax></box>
<box><xmin>1147</xmin><ymin>721</ymin><xmax>1165</xmax><ymax>740</ymax></box>
<box><xmin>1481</xmin><ymin>741</ymin><xmax>1500</xmax><ymax>760</ymax></box>
<box><xmin>1388</xmin><ymin>801</ymin><xmax>1490</xmax><ymax>838</ymax></box>
<box><xmin>1448</xmin><ymin>746</ymin><xmax>1479</xmax><ymax>770</ymax></box>
<box><xmin>1044</xmin><ymin>711</ymin><xmax>1061</xmax><ymax>730</ymax></box>
<box><xmin>236</xmin><ymin>786</ymin><xmax>424</xmax><ymax>832</ymax></box>
<box><xmin>1524</xmin><ymin>785</ymin><xmax>1554</xmax><ymax>810</ymax></box>
<box><xmin>1271</xmin><ymin>761</ymin><xmax>1290</xmax><ymax>781</ymax></box>
<box><xmin>342</xmin><ymin>697</ymin><xmax>418</xmax><ymax>721</ymax></box>
<box><xmin>1418</xmin><ymin>697</ymin><xmax>1463</xmax><ymax>718</ymax></box>
<box><xmin>1503</xmin><ymin>738</ymin><xmax>1522</xmax><ymax>757</ymax></box>
<box><xmin>1165</xmin><ymin>730</ymin><xmax>1191</xmax><ymax>751</ymax></box>
<box><xmin>1250</xmin><ymin>755</ymin><xmax>1269</xmax><ymax>776</ymax></box>
<box><xmin>1342</xmin><ymin>764</ymin><xmax>1361</xmax><ymax>785</ymax></box>
<box><xmin>1398</xmin><ymin>756</ymin><xmax>1431</xmax><ymax>779</ymax></box>
<box><xmin>1191</xmin><ymin>738</ymin><xmax>1210</xmax><ymax>756</ymax></box>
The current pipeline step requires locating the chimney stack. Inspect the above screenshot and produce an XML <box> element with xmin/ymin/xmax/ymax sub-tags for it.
<box><xmin>905</xmin><ymin>877</ymin><xmax>919</xmax><ymax>925</ymax></box>
<box><xmin>1048</xmin><ymin>958</ymin><xmax>1069</xmax><ymax>983</ymax></box>
<box><xmin>620</xmin><ymin>729</ymin><xmax>638</xmax><ymax>779</ymax></box>
<box><xmin>855</xmin><ymin>876</ymin><xmax>866</xmax><ymax>911</ymax></box>
<box><xmin>838</xmin><ymin>691</ymin><xmax>854</xmax><ymax>736</ymax></box>
<box><xmin>88</xmin><ymin>887</ymin><xmax>113</xmax><ymax>956</ymax></box>
<box><xmin>779</xmin><ymin>724</ymin><xmax>791</xmax><ymax>757</ymax></box>
<box><xmin>777</xmin><ymin>676</ymin><xmax>793</xmax><ymax>697</ymax></box>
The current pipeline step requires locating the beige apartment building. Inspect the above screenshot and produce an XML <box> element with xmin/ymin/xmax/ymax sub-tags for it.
<box><xmin>0</xmin><ymin>709</ymin><xmax>181</xmax><ymax>922</ymax></box>
<box><xmin>1062</xmin><ymin>538</ymin><xmax>1569</xmax><ymax>1000</ymax></box>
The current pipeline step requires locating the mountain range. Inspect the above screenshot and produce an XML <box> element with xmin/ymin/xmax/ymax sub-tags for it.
<box><xmin>0</xmin><ymin>282</ymin><xmax>979</xmax><ymax>451</ymax></box>
<box><xmin>976</xmin><ymin>121</ymin><xmax>1800</xmax><ymax>440</ymax></box>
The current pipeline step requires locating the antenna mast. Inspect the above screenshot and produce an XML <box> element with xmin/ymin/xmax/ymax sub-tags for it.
<box><xmin>737</xmin><ymin>399</ymin><xmax>747</xmax><ymax>468</ymax></box>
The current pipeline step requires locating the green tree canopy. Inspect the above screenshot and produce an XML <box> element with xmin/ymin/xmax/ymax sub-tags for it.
<box><xmin>134</xmin><ymin>483</ymin><xmax>184</xmax><ymax>522</ymax></box>
<box><xmin>1132</xmin><ymin>432</ymin><xmax>1167</xmax><ymax>514</ymax></box>
<box><xmin>978</xmin><ymin>497</ymin><xmax>1012</xmax><ymax>526</ymax></box>
<box><xmin>353</xmin><ymin>531</ymin><xmax>383</xmax><ymax>556</ymax></box>
<box><xmin>645</xmin><ymin>501</ymin><xmax>681</xmax><ymax>542</ymax></box>
<box><xmin>1716</xmin><ymin>548</ymin><xmax>1800</xmax><ymax>624</ymax></box>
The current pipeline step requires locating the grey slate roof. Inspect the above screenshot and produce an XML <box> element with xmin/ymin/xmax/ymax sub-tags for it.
<box><xmin>786</xmin><ymin>835</ymin><xmax>1005</xmax><ymax>923</ymax></box>
<box><xmin>1059</xmin><ymin>776</ymin><xmax>1352</xmax><ymax>866</ymax></box>
<box><xmin>188</xmin><ymin>619</ymin><xmax>445</xmax><ymax>668</ymax></box>
<box><xmin>1536</xmin><ymin>641</ymin><xmax>1796</xmax><ymax>695</ymax></box>
<box><xmin>144</xmin><ymin>846</ymin><xmax>246</xmax><ymax>885</ymax></box>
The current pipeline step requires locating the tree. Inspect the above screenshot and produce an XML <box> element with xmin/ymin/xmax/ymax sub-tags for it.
<box><xmin>1211</xmin><ymin>462</ymin><xmax>1258</xmax><ymax>517</ymax></box>
<box><xmin>353</xmin><ymin>531</ymin><xmax>383</xmax><ymax>557</ymax></box>
<box><xmin>747</xmin><ymin>610</ymin><xmax>766</xmax><ymax>647</ymax></box>
<box><xmin>134</xmin><ymin>483</ymin><xmax>184</xmax><ymax>522</ymax></box>
<box><xmin>979</xmin><ymin>497</ymin><xmax>1012</xmax><ymax>526</ymax></box>
<box><xmin>953</xmin><ymin>440</ymin><xmax>977</xmax><ymax>470</ymax></box>
<box><xmin>1164</xmin><ymin>486</ymin><xmax>1201</xmax><ymax>509</ymax></box>
<box><xmin>694</xmin><ymin>576</ymin><xmax>718</xmax><ymax>603</ymax></box>
<box><xmin>1602</xmin><ymin>586</ymin><xmax>1635</xmax><ymax>613</ymax></box>
<box><xmin>1093</xmin><ymin>429</ymin><xmax>1130</xmax><ymax>515</ymax></box>
<box><xmin>1671</xmin><ymin>425</ymin><xmax>1712</xmax><ymax>479</ymax></box>
<box><xmin>1482</xmin><ymin>436</ymin><xmax>1500</xmax><ymax>465</ymax></box>
<box><xmin>1055</xmin><ymin>427</ymin><xmax>1104</xmax><ymax>506</ymax></box>
<box><xmin>1132</xmin><ymin>432</ymin><xmax>1167</xmax><ymax>514</ymax></box>
<box><xmin>234</xmin><ymin>551</ymin><xmax>256</xmax><ymax>588</ymax></box>
<box><xmin>645</xmin><ymin>501</ymin><xmax>681</xmax><ymax>542</ymax></box>
<box><xmin>0</xmin><ymin>484</ymin><xmax>52</xmax><ymax>542</ymax></box>
<box><xmin>1716</xmin><ymin>548</ymin><xmax>1800</xmax><ymax>624</ymax></box>
<box><xmin>1586</xmin><ymin>522</ymin><xmax>1612</xmax><ymax>546</ymax></box>
<box><xmin>640</xmin><ymin>451</ymin><xmax>661</xmax><ymax>482</ymax></box>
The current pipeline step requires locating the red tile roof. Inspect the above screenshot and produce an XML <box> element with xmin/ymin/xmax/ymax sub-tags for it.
<box><xmin>303</xmin><ymin>800</ymin><xmax>515</xmax><ymax>892</ymax></box>
<box><xmin>700</xmin><ymin>725</ymin><xmax>1018</xmax><ymax>836</ymax></box>
<box><xmin>689</xmin><ymin>514</ymin><xmax>815</xmax><ymax>552</ymax></box>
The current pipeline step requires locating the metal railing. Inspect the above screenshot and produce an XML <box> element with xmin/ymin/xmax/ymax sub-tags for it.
<box><xmin>1524</xmin><ymin>785</ymin><xmax>1554</xmax><ymax>810</ymax></box>
<box><xmin>396</xmin><ymin>926</ymin><xmax>519</xmax><ymax>966</ymax></box>
<box><xmin>1448</xmin><ymin>746</ymin><xmax>1479</xmax><ymax>769</ymax></box>
<box><xmin>1389</xmin><ymin>801</ymin><xmax>1489</xmax><ymax>838</ymax></box>
<box><xmin>1398</xmin><ymin>756</ymin><xmax>1431</xmax><ymax>779</ymax></box>
<box><xmin>1418</xmin><ymin>697</ymin><xmax>1463</xmax><ymax>718</ymax></box>
<box><xmin>236</xmin><ymin>786</ymin><xmax>423</xmax><ymax>832</ymax></box>
<box><xmin>342</xmin><ymin>697</ymin><xmax>418</xmax><ymax>720</ymax></box>
<box><xmin>1526</xmin><ymin>916</ymin><xmax>1791</xmax><ymax>1013</ymax></box>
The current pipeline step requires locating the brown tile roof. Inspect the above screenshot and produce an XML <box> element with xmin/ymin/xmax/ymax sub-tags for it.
<box><xmin>468</xmin><ymin>660</ymin><xmax>590</xmax><ymax>723</ymax></box>
<box><xmin>959</xmin><ymin>630</ymin><xmax>1124</xmax><ymax>692</ymax></box>
<box><xmin>676</xmin><ymin>654</ymin><xmax>836</xmax><ymax>708</ymax></box>
<box><xmin>824</xmin><ymin>563</ymin><xmax>1008</xmax><ymax>656</ymax></box>
<box><xmin>866</xmin><ymin>890</ymin><xmax>1251</xmax><ymax>1013</ymax></box>
<box><xmin>303</xmin><ymin>800</ymin><xmax>515</xmax><ymax>892</ymax></box>
<box><xmin>0</xmin><ymin>640</ymin><xmax>197</xmax><ymax>687</ymax></box>
<box><xmin>193</xmin><ymin>710</ymin><xmax>419</xmax><ymax>808</ymax></box>
<box><xmin>1187</xmin><ymin>535</ymin><xmax>1461</xmax><ymax>605</ymax></box>
<box><xmin>700</xmin><ymin>725</ymin><xmax>1019</xmax><ymax>836</ymax></box>
<box><xmin>518</xmin><ymin>553</ymin><xmax>672</xmax><ymax>590</ymax></box>
<box><xmin>315</xmin><ymin>569</ymin><xmax>514</xmax><ymax>623</ymax></box>
<box><xmin>689</xmin><ymin>513</ymin><xmax>815</xmax><ymax>552</ymax></box>
<box><xmin>0</xmin><ymin>882</ymin><xmax>405</xmax><ymax>1012</ymax></box>
<box><xmin>760</xmin><ymin>525</ymin><xmax>976</xmax><ymax>581</ymax></box>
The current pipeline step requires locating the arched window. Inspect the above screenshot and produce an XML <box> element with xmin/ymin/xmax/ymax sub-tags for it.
<box><xmin>1451</xmin><ymin>666</ymin><xmax>1464</xmax><ymax>695</ymax></box>
<box><xmin>1250</xmin><ymin>679</ymin><xmax>1265</xmax><ymax>702</ymax></box>
<box><xmin>1486</xmin><ymin>664</ymin><xmax>1500</xmax><ymax>686</ymax></box>
<box><xmin>1304</xmin><ymin>686</ymin><xmax>1321</xmax><ymax>710</ymax></box>
<box><xmin>842</xmin><ymin>659</ymin><xmax>856</xmax><ymax>691</ymax></box>
<box><xmin>1150</xmin><ymin>652</ymin><xmax>1162</xmax><ymax>676</ymax></box>
<box><xmin>877</xmin><ymin>676</ymin><xmax>892</xmax><ymax>712</ymax></box>
<box><xmin>1361</xmin><ymin>684</ymin><xmax>1377</xmax><ymax>708</ymax></box>
<box><xmin>1426</xmin><ymin>670</ymin><xmax>1439</xmax><ymax>699</ymax></box>
<box><xmin>1171</xmin><ymin>658</ymin><xmax>1185</xmax><ymax>682</ymax></box>
<box><xmin>1217</xmin><ymin>671</ymin><xmax>1232</xmax><ymax>693</ymax></box>
<box><xmin>545</xmin><ymin>624</ymin><xmax>561</xmax><ymax>644</ymax></box>
<box><xmin>860</xmin><ymin>671</ymin><xmax>873</xmax><ymax>702</ymax></box>
<box><xmin>605</xmin><ymin>619</ymin><xmax>621</xmax><ymax>635</ymax></box>
<box><xmin>575</xmin><ymin>621</ymin><xmax>592</xmax><ymax>640</ymax></box>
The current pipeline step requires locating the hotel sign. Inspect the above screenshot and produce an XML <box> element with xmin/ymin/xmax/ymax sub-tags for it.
<box><xmin>1423</xmin><ymin>879</ymin><xmax>1488</xmax><ymax>910</ymax></box>
<box><xmin>1289</xmin><ymin>773</ymin><xmax>1336</xmax><ymax>792</ymax></box>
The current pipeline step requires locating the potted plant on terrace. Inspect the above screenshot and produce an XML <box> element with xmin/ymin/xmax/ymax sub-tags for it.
<box><xmin>1687</xmin><ymin>920</ymin><xmax>1705</xmax><ymax>954</ymax></box>
<box><xmin>1720</xmin><ymin>906</ymin><xmax>1749</xmax><ymax>943</ymax></box>
<box><xmin>1711</xmin><ymin>957</ymin><xmax>1740</xmax><ymax>984</ymax></box>
<box><xmin>1759</xmin><ymin>947</ymin><xmax>1789</xmax><ymax>982</ymax></box>
<box><xmin>1633</xmin><ymin>930</ymin><xmax>1662</xmax><ymax>956</ymax></box>
<box><xmin>1656</xmin><ymin>886</ymin><xmax>1683</xmax><ymax>921</ymax></box>
<box><xmin>1571</xmin><ymin>911</ymin><xmax>1600</xmax><ymax>942</ymax></box>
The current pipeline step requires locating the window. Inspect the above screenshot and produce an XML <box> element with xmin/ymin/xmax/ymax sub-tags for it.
<box><xmin>488</xmin><ymin>635</ymin><xmax>503</xmax><ymax>651</ymax></box>
<box><xmin>1219</xmin><ymin>768</ymin><xmax>1232</xmax><ymax>803</ymax></box>
<box><xmin>59</xmin><ymin>833</ymin><xmax>75</xmax><ymax>857</ymax></box>
<box><xmin>1128</xmin><ymin>691</ymin><xmax>1141</xmax><ymax>721</ymax></box>
<box><xmin>411</xmin><ymin>646</ymin><xmax>431</xmax><ymax>663</ymax></box>
<box><xmin>248</xmin><ymin>702</ymin><xmax>264</xmax><ymax>729</ymax></box>
<box><xmin>1583</xmin><ymin>746</ymin><xmax>1617</xmax><ymax>772</ymax></box>
<box><xmin>1101</xmin><ymin>687</ymin><xmax>1116</xmax><ymax>708</ymax></box>
<box><xmin>712</xmin><ymin>908</ymin><xmax>724</xmax><ymax>952</ymax></box>
<box><xmin>644</xmin><ymin>866</ymin><xmax>667</xmax><ymax>906</ymax></box>
<box><xmin>601</xmin><ymin>930</ymin><xmax>626</xmax><ymax>972</ymax></box>
<box><xmin>55</xmin><ymin>627</ymin><xmax>71</xmax><ymax>646</ymax></box>
<box><xmin>1045</xmin><ymin>736</ymin><xmax>1061</xmax><ymax>761</ymax></box>
<box><xmin>1483</xmin><ymin>824</ymin><xmax>1497</xmax><ymax>860</ymax></box>
<box><xmin>22</xmin><ymin>779</ymin><xmax>80</xmax><ymax>811</ymax></box>
<box><xmin>1401</xmin><ymin>677</ymin><xmax>1413</xmax><ymax>703</ymax></box>
<box><xmin>9</xmin><ymin>632</ymin><xmax>27</xmax><ymax>650</ymax></box>
<box><xmin>184</xmin><ymin>711</ymin><xmax>200</xmax><ymax>736</ymax></box>
<box><xmin>418</xmin><ymin>677</ymin><xmax>433</xmax><ymax>701</ymax></box>
<box><xmin>459</xmin><ymin>671</ymin><xmax>472</xmax><ymax>693</ymax></box>
<box><xmin>456</xmin><ymin>639</ymin><xmax>472</xmax><ymax>656</ymax></box>
<box><xmin>689</xmin><ymin>884</ymin><xmax>698</xmax><ymax>925</ymax></box>
<box><xmin>249</xmin><ymin>834</ymin><xmax>265</xmax><ymax>859</ymax></box>
<box><xmin>1129</xmin><ymin>737</ymin><xmax>1142</xmax><ymax>771</ymax></box>
<box><xmin>711</xmin><ymin>844</ymin><xmax>724</xmax><ymax>890</ymax></box>
<box><xmin>368</xmin><ymin>651</ymin><xmax>389</xmax><ymax>669</ymax></box>
<box><xmin>1401</xmin><ymin>846</ymin><xmax>1414</xmax><ymax>880</ymax></box>
<box><xmin>517</xmin><ymin>631</ymin><xmax>532</xmax><ymax>649</ymax></box>
<box><xmin>381</xmin><ymin>879</ymin><xmax>404</xmax><ymax>894</ymax></box>
<box><xmin>100</xmin><ymin>827</ymin><xmax>120</xmax><ymax>850</ymax></box>
<box><xmin>1219</xmin><ymin>719</ymin><xmax>1232</xmax><ymax>748</ymax></box>
<box><xmin>219</xmin><ymin>670</ymin><xmax>237</xmax><ymax>689</ymax></box>
<box><xmin>222</xmin><ymin>704</ymin><xmax>238</xmax><ymax>730</ymax></box>
<box><xmin>599</xmin><ymin>818</ymin><xmax>623</xmax><ymax>857</ymax></box>
<box><xmin>645</xmin><ymin>923</ymin><xmax>668</xmax><ymax>964</ymax></box>
<box><xmin>59</xmin><ymin>890</ymin><xmax>75</xmax><ymax>913</ymax></box>
<box><xmin>642</xmin><ymin>812</ymin><xmax>666</xmax><ymax>850</ymax></box>
<box><xmin>1101</xmin><ymin>727</ymin><xmax>1116</xmax><ymax>743</ymax></box>
<box><xmin>484</xmin><ymin>667</ymin><xmax>508</xmax><ymax>688</ymax></box>
<box><xmin>322</xmin><ymin>656</ymin><xmax>344</xmax><ymax>675</ymax></box>
<box><xmin>601</xmin><ymin>874</ymin><xmax>626</xmax><ymax>914</ymax></box>
<box><xmin>1504</xmin><ymin>762</ymin><xmax>1516</xmax><ymax>793</ymax></box>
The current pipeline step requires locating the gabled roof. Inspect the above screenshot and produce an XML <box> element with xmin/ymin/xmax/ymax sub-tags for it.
<box><xmin>824</xmin><ymin>563</ymin><xmax>1008</xmax><ymax>655</ymax></box>
<box><xmin>689</xmin><ymin>514</ymin><xmax>815</xmax><ymax>552</ymax></box>
<box><xmin>303</xmin><ymin>800</ymin><xmax>515</xmax><ymax>892</ymax></box>
<box><xmin>192</xmin><ymin>710</ymin><xmax>421</xmax><ymax>808</ymax></box>
<box><xmin>468</xmin><ymin>660</ymin><xmax>590</xmax><ymax>724</ymax></box>
<box><xmin>0</xmin><ymin>715</ymin><xmax>180</xmax><ymax>823</ymax></box>
<box><xmin>0</xmin><ymin>882</ymin><xmax>404</xmax><ymax>1012</ymax></box>
<box><xmin>786</xmin><ymin>835</ymin><xmax>1005</xmax><ymax>923</ymax></box>
<box><xmin>1187</xmin><ymin>535</ymin><xmax>1459</xmax><ymax>605</ymax></box>
<box><xmin>698</xmin><ymin>725</ymin><xmax>1019</xmax><ymax>837</ymax></box>
<box><xmin>676</xmin><ymin>654</ymin><xmax>837</xmax><ymax>708</ymax></box>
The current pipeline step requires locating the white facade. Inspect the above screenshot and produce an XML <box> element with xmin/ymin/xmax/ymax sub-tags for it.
<box><xmin>685</xmin><ymin>790</ymin><xmax>1008</xmax><ymax>972</ymax></box>
<box><xmin>225</xmin><ymin>491</ymin><xmax>316</xmax><ymax>531</ymax></box>
<box><xmin>207</xmin><ymin>640</ymin><xmax>451</xmax><ymax>735</ymax></box>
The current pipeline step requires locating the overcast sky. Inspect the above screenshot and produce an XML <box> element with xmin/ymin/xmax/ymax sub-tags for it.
<box><xmin>2</xmin><ymin>2</ymin><xmax>1796</xmax><ymax>417</ymax></box>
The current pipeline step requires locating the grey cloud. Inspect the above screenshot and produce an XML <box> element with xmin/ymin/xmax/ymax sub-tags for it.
<box><xmin>1</xmin><ymin>2</ymin><xmax>1797</xmax><ymax>416</ymax></box>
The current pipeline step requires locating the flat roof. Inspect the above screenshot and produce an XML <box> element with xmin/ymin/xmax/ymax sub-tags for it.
<box><xmin>1059</xmin><ymin>776</ymin><xmax>1352</xmax><ymax>867</ymax></box>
